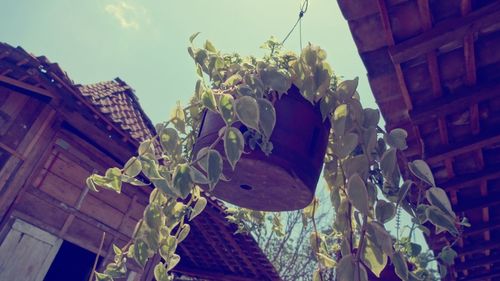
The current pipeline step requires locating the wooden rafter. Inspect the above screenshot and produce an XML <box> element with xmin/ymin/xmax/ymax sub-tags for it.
<box><xmin>410</xmin><ymin>82</ymin><xmax>500</xmax><ymax>124</ymax></box>
<box><xmin>426</xmin><ymin>126</ymin><xmax>500</xmax><ymax>164</ymax></box>
<box><xmin>459</xmin><ymin>269</ymin><xmax>500</xmax><ymax>281</ymax></box>
<box><xmin>376</xmin><ymin>0</ymin><xmax>413</xmax><ymax>110</ymax></box>
<box><xmin>455</xmin><ymin>254</ymin><xmax>500</xmax><ymax>271</ymax></box>
<box><xmin>441</xmin><ymin>163</ymin><xmax>500</xmax><ymax>191</ymax></box>
<box><xmin>389</xmin><ymin>1</ymin><xmax>500</xmax><ymax>63</ymax></box>
<box><xmin>457</xmin><ymin>239</ymin><xmax>500</xmax><ymax>257</ymax></box>
<box><xmin>455</xmin><ymin>194</ymin><xmax>500</xmax><ymax>212</ymax></box>
<box><xmin>174</xmin><ymin>266</ymin><xmax>257</xmax><ymax>281</ymax></box>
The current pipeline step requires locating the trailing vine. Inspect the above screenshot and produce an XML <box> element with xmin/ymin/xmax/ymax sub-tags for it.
<box><xmin>86</xmin><ymin>35</ymin><xmax>467</xmax><ymax>281</ymax></box>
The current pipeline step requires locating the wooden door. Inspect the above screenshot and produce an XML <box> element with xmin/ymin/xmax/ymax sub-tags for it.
<box><xmin>0</xmin><ymin>219</ymin><xmax>62</xmax><ymax>281</ymax></box>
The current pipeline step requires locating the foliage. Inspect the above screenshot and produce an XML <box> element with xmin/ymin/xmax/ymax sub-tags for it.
<box><xmin>87</xmin><ymin>35</ymin><xmax>466</xmax><ymax>281</ymax></box>
<box><xmin>226</xmin><ymin>206</ymin><xmax>334</xmax><ymax>281</ymax></box>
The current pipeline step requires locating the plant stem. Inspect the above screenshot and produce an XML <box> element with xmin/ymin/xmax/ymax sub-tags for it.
<box><xmin>89</xmin><ymin>232</ymin><xmax>106</xmax><ymax>281</ymax></box>
<box><xmin>311</xmin><ymin>199</ymin><xmax>324</xmax><ymax>281</ymax></box>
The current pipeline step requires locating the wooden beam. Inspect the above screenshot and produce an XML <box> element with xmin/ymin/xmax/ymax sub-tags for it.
<box><xmin>463</xmin><ymin>219</ymin><xmax>500</xmax><ymax>238</ymax></box>
<box><xmin>458</xmin><ymin>239</ymin><xmax>500</xmax><ymax>256</ymax></box>
<box><xmin>426</xmin><ymin>125</ymin><xmax>500</xmax><ymax>164</ymax></box>
<box><xmin>454</xmin><ymin>194</ymin><xmax>500</xmax><ymax>212</ymax></box>
<box><xmin>389</xmin><ymin>1</ymin><xmax>500</xmax><ymax>63</ymax></box>
<box><xmin>375</xmin><ymin>0</ymin><xmax>413</xmax><ymax>110</ymax></box>
<box><xmin>174</xmin><ymin>266</ymin><xmax>258</xmax><ymax>281</ymax></box>
<box><xmin>27</xmin><ymin>187</ymin><xmax>130</xmax><ymax>241</ymax></box>
<box><xmin>0</xmin><ymin>75</ymin><xmax>54</xmax><ymax>99</ymax></box>
<box><xmin>455</xmin><ymin>254</ymin><xmax>500</xmax><ymax>271</ymax></box>
<box><xmin>441</xmin><ymin>164</ymin><xmax>500</xmax><ymax>191</ymax></box>
<box><xmin>459</xmin><ymin>269</ymin><xmax>500</xmax><ymax>281</ymax></box>
<box><xmin>410</xmin><ymin>82</ymin><xmax>500</xmax><ymax>124</ymax></box>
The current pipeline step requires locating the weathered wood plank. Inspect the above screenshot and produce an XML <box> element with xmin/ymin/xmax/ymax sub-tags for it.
<box><xmin>410</xmin><ymin>82</ymin><xmax>500</xmax><ymax>124</ymax></box>
<box><xmin>39</xmin><ymin>171</ymin><xmax>81</xmax><ymax>206</ymax></box>
<box><xmin>389</xmin><ymin>1</ymin><xmax>500</xmax><ymax>63</ymax></box>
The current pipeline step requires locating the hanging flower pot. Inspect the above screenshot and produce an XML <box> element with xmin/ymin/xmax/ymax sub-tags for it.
<box><xmin>192</xmin><ymin>85</ymin><xmax>330</xmax><ymax>211</ymax></box>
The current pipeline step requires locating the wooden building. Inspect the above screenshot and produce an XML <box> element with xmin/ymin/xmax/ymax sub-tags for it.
<box><xmin>337</xmin><ymin>0</ymin><xmax>500</xmax><ymax>280</ymax></box>
<box><xmin>0</xmin><ymin>42</ymin><xmax>280</xmax><ymax>281</ymax></box>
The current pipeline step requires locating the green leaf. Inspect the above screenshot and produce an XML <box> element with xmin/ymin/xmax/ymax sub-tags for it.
<box><xmin>363</xmin><ymin>108</ymin><xmax>380</xmax><ymax>128</ymax></box>
<box><xmin>151</xmin><ymin>177</ymin><xmax>178</xmax><ymax>198</ymax></box>
<box><xmin>398</xmin><ymin>180</ymin><xmax>413</xmax><ymax>205</ymax></box>
<box><xmin>95</xmin><ymin>272</ymin><xmax>113</xmax><ymax>281</ymax></box>
<box><xmin>171</xmin><ymin>103</ymin><xmax>186</xmax><ymax>133</ymax></box>
<box><xmin>386</xmin><ymin>128</ymin><xmax>408</xmax><ymax>150</ymax></box>
<box><xmin>224</xmin><ymin>127</ymin><xmax>245</xmax><ymax>170</ymax></box>
<box><xmin>343</xmin><ymin>155</ymin><xmax>369</xmax><ymax>180</ymax></box>
<box><xmin>439</xmin><ymin>246</ymin><xmax>457</xmax><ymax>265</ymax></box>
<box><xmin>144</xmin><ymin>204</ymin><xmax>162</xmax><ymax>230</ymax></box>
<box><xmin>206</xmin><ymin>149</ymin><xmax>222</xmax><ymax>190</ymax></box>
<box><xmin>320</xmin><ymin>94</ymin><xmax>336</xmax><ymax>121</ymax></box>
<box><xmin>393</xmin><ymin>251</ymin><xmax>409</xmax><ymax>281</ymax></box>
<box><xmin>361</xmin><ymin>237</ymin><xmax>388</xmax><ymax>277</ymax></box>
<box><xmin>312</xmin><ymin>269</ymin><xmax>321</xmax><ymax>281</ymax></box>
<box><xmin>160</xmin><ymin>128</ymin><xmax>179</xmax><ymax>153</ymax></box>
<box><xmin>337</xmin><ymin>77</ymin><xmax>359</xmax><ymax>100</ymax></box>
<box><xmin>367</xmin><ymin>222</ymin><xmax>394</xmax><ymax>257</ymax></box>
<box><xmin>218</xmin><ymin>94</ymin><xmax>235</xmax><ymax>124</ymax></box>
<box><xmin>177</xmin><ymin>224</ymin><xmax>191</xmax><ymax>244</ymax></box>
<box><xmin>234</xmin><ymin>96</ymin><xmax>260</xmax><ymax>131</ymax></box>
<box><xmin>347</xmin><ymin>174</ymin><xmax>369</xmax><ymax>216</ymax></box>
<box><xmin>332</xmin><ymin>104</ymin><xmax>348</xmax><ymax>136</ymax></box>
<box><xmin>86</xmin><ymin>177</ymin><xmax>98</xmax><ymax>192</ymax></box>
<box><xmin>190</xmin><ymin>197</ymin><xmax>207</xmax><ymax>221</ymax></box>
<box><xmin>317</xmin><ymin>253</ymin><xmax>336</xmax><ymax>268</ymax></box>
<box><xmin>426</xmin><ymin>206</ymin><xmax>459</xmax><ymax>236</ymax></box>
<box><xmin>376</xmin><ymin>200</ymin><xmax>396</xmax><ymax>223</ymax></box>
<box><xmin>140</xmin><ymin>154</ymin><xmax>160</xmax><ymax>178</ymax></box>
<box><xmin>256</xmin><ymin>98</ymin><xmax>276</xmax><ymax>140</ymax></box>
<box><xmin>408</xmin><ymin>243</ymin><xmax>422</xmax><ymax>257</ymax></box>
<box><xmin>202</xmin><ymin>89</ymin><xmax>217</xmax><ymax>112</ymax></box>
<box><xmin>333</xmin><ymin>132</ymin><xmax>358</xmax><ymax>159</ymax></box>
<box><xmin>138</xmin><ymin>140</ymin><xmax>154</xmax><ymax>155</ymax></box>
<box><xmin>172</xmin><ymin>164</ymin><xmax>194</xmax><ymax>199</ymax></box>
<box><xmin>337</xmin><ymin>254</ymin><xmax>368</xmax><ymax>281</ymax></box>
<box><xmin>224</xmin><ymin>74</ymin><xmax>242</xmax><ymax>87</ymax></box>
<box><xmin>190</xmin><ymin>167</ymin><xmax>210</xmax><ymax>185</ymax></box>
<box><xmin>237</xmin><ymin>85</ymin><xmax>255</xmax><ymax>97</ymax></box>
<box><xmin>426</xmin><ymin>187</ymin><xmax>455</xmax><ymax>218</ymax></box>
<box><xmin>124</xmin><ymin>157</ymin><xmax>142</xmax><ymax>178</ymax></box>
<box><xmin>159</xmin><ymin>235</ymin><xmax>177</xmax><ymax>260</ymax></box>
<box><xmin>112</xmin><ymin>244</ymin><xmax>122</xmax><ymax>256</ymax></box>
<box><xmin>166</xmin><ymin>254</ymin><xmax>180</xmax><ymax>271</ymax></box>
<box><xmin>380</xmin><ymin>148</ymin><xmax>397</xmax><ymax>179</ymax></box>
<box><xmin>204</xmin><ymin>40</ymin><xmax>216</xmax><ymax>52</ymax></box>
<box><xmin>260</xmin><ymin>67</ymin><xmax>291</xmax><ymax>94</ymax></box>
<box><xmin>408</xmin><ymin>160</ymin><xmax>435</xmax><ymax>187</ymax></box>
<box><xmin>189</xmin><ymin>32</ymin><xmax>201</xmax><ymax>43</ymax></box>
<box><xmin>134</xmin><ymin>239</ymin><xmax>150</xmax><ymax>267</ymax></box>
<box><xmin>153</xmin><ymin>263</ymin><xmax>170</xmax><ymax>281</ymax></box>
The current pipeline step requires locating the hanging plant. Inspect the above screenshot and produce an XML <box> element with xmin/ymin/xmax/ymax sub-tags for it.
<box><xmin>86</xmin><ymin>35</ymin><xmax>467</xmax><ymax>281</ymax></box>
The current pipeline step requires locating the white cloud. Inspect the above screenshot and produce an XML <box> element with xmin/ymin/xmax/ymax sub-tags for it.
<box><xmin>105</xmin><ymin>1</ymin><xmax>147</xmax><ymax>30</ymax></box>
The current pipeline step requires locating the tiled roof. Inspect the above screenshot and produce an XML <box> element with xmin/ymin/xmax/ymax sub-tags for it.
<box><xmin>78</xmin><ymin>79</ymin><xmax>155</xmax><ymax>142</ymax></box>
<box><xmin>0</xmin><ymin>41</ymin><xmax>281</xmax><ymax>281</ymax></box>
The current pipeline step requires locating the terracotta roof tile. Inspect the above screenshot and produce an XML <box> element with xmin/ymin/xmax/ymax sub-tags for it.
<box><xmin>77</xmin><ymin>78</ymin><xmax>155</xmax><ymax>142</ymax></box>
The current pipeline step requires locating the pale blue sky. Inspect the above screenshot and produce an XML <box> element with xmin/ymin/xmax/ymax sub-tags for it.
<box><xmin>1</xmin><ymin>0</ymin><xmax>429</xmax><ymax>253</ymax></box>
<box><xmin>0</xmin><ymin>0</ymin><xmax>377</xmax><ymax>124</ymax></box>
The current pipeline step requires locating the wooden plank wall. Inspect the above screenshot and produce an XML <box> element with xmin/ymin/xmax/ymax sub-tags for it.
<box><xmin>0</xmin><ymin>85</ymin><xmax>55</xmax><ymax>217</ymax></box>
<box><xmin>0</xmin><ymin>85</ymin><xmax>151</xmax><ymax>277</ymax></box>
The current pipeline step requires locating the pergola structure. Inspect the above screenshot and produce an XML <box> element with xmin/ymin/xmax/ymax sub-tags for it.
<box><xmin>0</xmin><ymin>42</ymin><xmax>280</xmax><ymax>281</ymax></box>
<box><xmin>337</xmin><ymin>0</ymin><xmax>500</xmax><ymax>280</ymax></box>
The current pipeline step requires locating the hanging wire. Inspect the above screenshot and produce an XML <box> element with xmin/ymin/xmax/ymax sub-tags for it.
<box><xmin>281</xmin><ymin>0</ymin><xmax>309</xmax><ymax>48</ymax></box>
